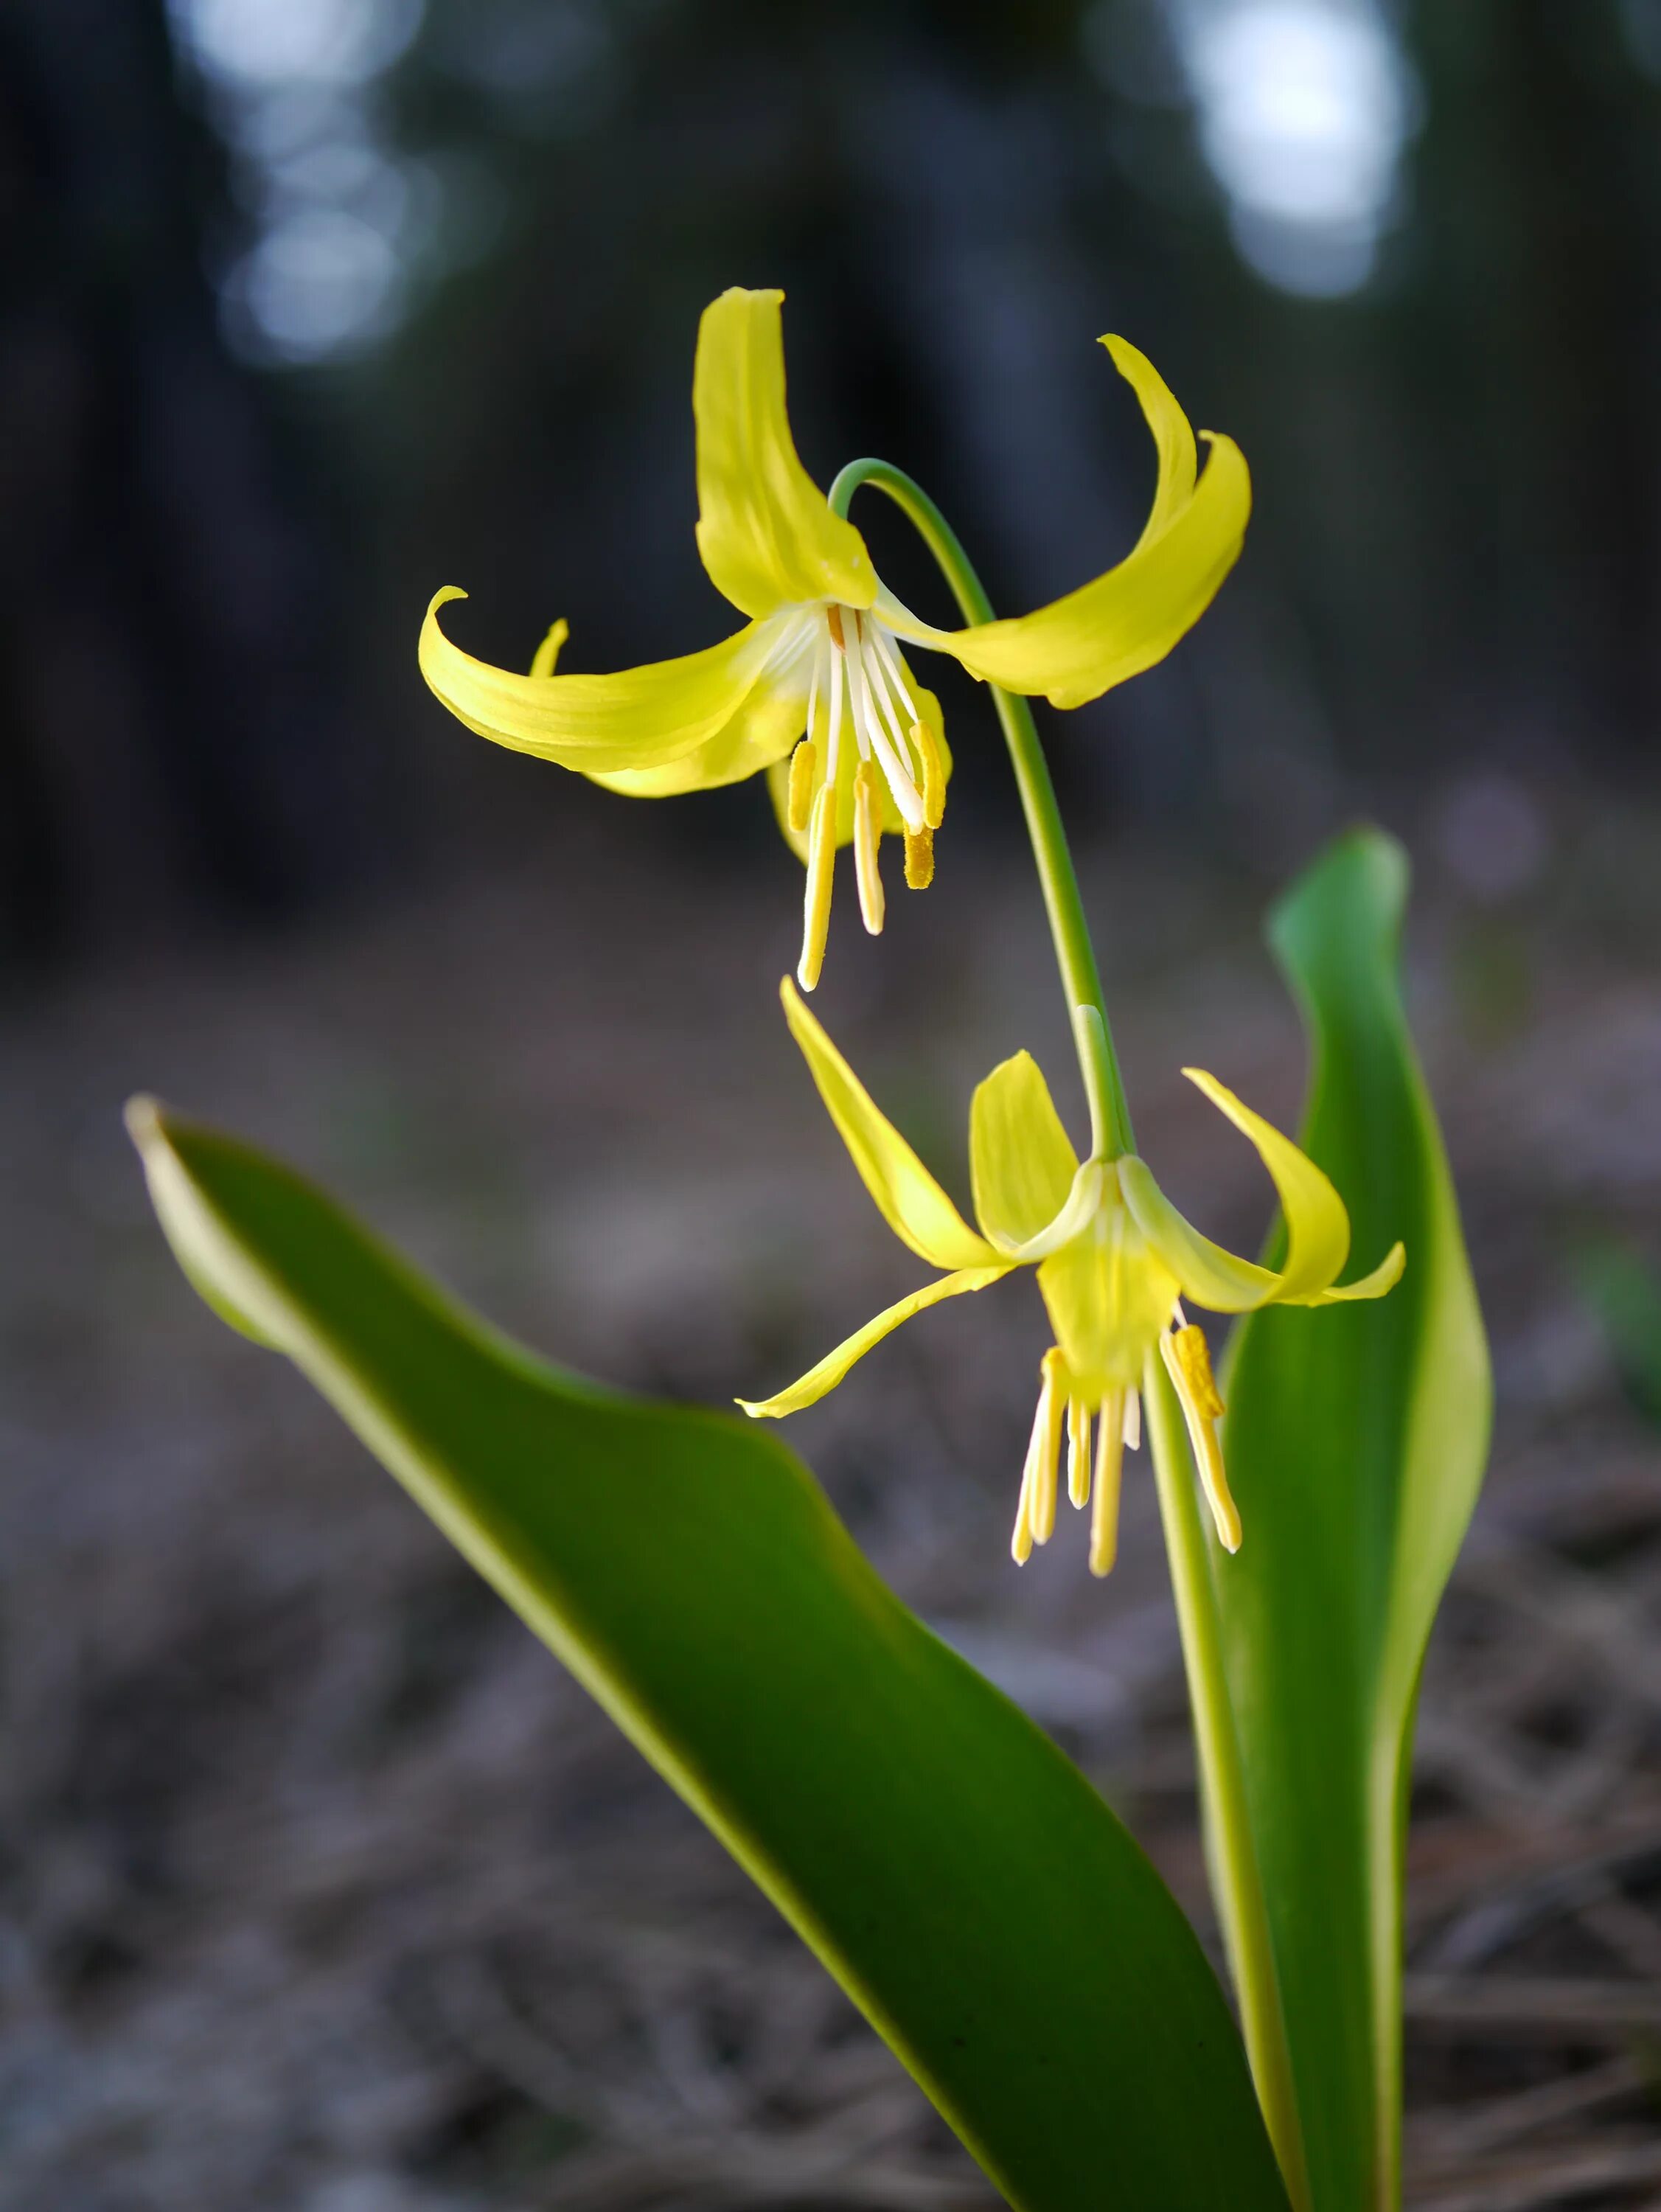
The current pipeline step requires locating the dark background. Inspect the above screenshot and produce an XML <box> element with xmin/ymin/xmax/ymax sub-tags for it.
<box><xmin>4</xmin><ymin>4</ymin><xmax>1661</xmax><ymax>2208</ymax></box>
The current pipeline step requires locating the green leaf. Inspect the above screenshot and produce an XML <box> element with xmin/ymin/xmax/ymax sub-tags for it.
<box><xmin>127</xmin><ymin>1099</ymin><xmax>1289</xmax><ymax>2212</ymax></box>
<box><xmin>1200</xmin><ymin>830</ymin><xmax>1491</xmax><ymax>2212</ymax></box>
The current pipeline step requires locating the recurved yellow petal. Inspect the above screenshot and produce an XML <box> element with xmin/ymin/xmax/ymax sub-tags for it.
<box><xmin>1117</xmin><ymin>1154</ymin><xmax>1285</xmax><ymax>1315</ymax></box>
<box><xmin>942</xmin><ymin>430</ymin><xmax>1250</xmax><ymax>709</ymax></box>
<box><xmin>779</xmin><ymin>978</ymin><xmax>998</xmax><ymax>1271</ymax></box>
<box><xmin>1107</xmin><ymin>336</ymin><xmax>1198</xmax><ymax>549</ymax></box>
<box><xmin>1120</xmin><ymin>1088</ymin><xmax>1404</xmax><ymax>1313</ymax></box>
<box><xmin>969</xmin><ymin>1051</ymin><xmax>1079</xmax><ymax>1249</ymax></box>
<box><xmin>694</xmin><ymin>288</ymin><xmax>876</xmax><ymax>621</ymax></box>
<box><xmin>588</xmin><ymin>653</ymin><xmax>812</xmax><ymax>797</ymax></box>
<box><xmin>737</xmin><ymin>1263</ymin><xmax>1013</xmax><ymax>1418</ymax></box>
<box><xmin>420</xmin><ymin>589</ymin><xmax>792</xmax><ymax>774</ymax></box>
<box><xmin>1183</xmin><ymin>1068</ymin><xmax>1352</xmax><ymax>1301</ymax></box>
<box><xmin>1300</xmin><ymin>1239</ymin><xmax>1407</xmax><ymax>1306</ymax></box>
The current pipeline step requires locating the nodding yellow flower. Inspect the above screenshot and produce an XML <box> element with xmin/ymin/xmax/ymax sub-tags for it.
<box><xmin>419</xmin><ymin>287</ymin><xmax>1250</xmax><ymax>992</ymax></box>
<box><xmin>739</xmin><ymin>981</ymin><xmax>1404</xmax><ymax>1576</ymax></box>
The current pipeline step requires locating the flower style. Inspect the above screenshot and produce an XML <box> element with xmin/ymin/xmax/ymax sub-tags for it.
<box><xmin>739</xmin><ymin>981</ymin><xmax>1404</xmax><ymax>1575</ymax></box>
<box><xmin>419</xmin><ymin>288</ymin><xmax>1250</xmax><ymax>992</ymax></box>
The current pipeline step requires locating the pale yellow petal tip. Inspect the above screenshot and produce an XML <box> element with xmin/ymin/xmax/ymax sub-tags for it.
<box><xmin>529</xmin><ymin>619</ymin><xmax>568</xmax><ymax>681</ymax></box>
<box><xmin>712</xmin><ymin>284</ymin><xmax>784</xmax><ymax>310</ymax></box>
<box><xmin>734</xmin><ymin>1395</ymin><xmax>779</xmax><ymax>1420</ymax></box>
<box><xmin>425</xmin><ymin>585</ymin><xmax>468</xmax><ymax>618</ymax></box>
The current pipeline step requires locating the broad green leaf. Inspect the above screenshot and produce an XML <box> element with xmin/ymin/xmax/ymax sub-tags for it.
<box><xmin>1197</xmin><ymin>830</ymin><xmax>1491</xmax><ymax>2212</ymax></box>
<box><xmin>128</xmin><ymin>1100</ymin><xmax>1289</xmax><ymax>2212</ymax></box>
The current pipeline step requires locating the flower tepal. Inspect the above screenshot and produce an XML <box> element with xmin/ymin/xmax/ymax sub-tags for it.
<box><xmin>418</xmin><ymin>288</ymin><xmax>1251</xmax><ymax>991</ymax></box>
<box><xmin>739</xmin><ymin>982</ymin><xmax>1404</xmax><ymax>1576</ymax></box>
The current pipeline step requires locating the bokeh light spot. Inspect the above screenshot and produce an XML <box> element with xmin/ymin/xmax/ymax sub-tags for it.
<box><xmin>1177</xmin><ymin>0</ymin><xmax>1418</xmax><ymax>297</ymax></box>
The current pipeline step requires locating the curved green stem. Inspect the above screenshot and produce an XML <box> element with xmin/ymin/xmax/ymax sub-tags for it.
<box><xmin>1146</xmin><ymin>1356</ymin><xmax>1313</xmax><ymax>2212</ymax></box>
<box><xmin>828</xmin><ymin>458</ymin><xmax>1133</xmax><ymax>1159</ymax></box>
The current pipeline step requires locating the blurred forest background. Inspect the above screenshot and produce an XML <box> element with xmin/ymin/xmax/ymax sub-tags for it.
<box><xmin>7</xmin><ymin>2</ymin><xmax>1661</xmax><ymax>2208</ymax></box>
<box><xmin>11</xmin><ymin>0</ymin><xmax>1661</xmax><ymax>947</ymax></box>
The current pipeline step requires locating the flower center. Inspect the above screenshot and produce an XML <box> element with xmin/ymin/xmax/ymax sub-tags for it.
<box><xmin>788</xmin><ymin>604</ymin><xmax>947</xmax><ymax>991</ymax></box>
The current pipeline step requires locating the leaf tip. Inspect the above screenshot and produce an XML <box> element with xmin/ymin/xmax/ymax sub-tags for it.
<box><xmin>123</xmin><ymin>1091</ymin><xmax>167</xmax><ymax>1154</ymax></box>
<box><xmin>1267</xmin><ymin>821</ymin><xmax>1410</xmax><ymax>995</ymax></box>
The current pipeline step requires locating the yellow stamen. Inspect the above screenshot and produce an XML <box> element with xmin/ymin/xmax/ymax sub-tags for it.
<box><xmin>853</xmin><ymin>760</ymin><xmax>885</xmax><ymax>935</ymax></box>
<box><xmin>797</xmin><ymin>785</ymin><xmax>837</xmax><ymax>992</ymax></box>
<box><xmin>1171</xmin><ymin>1323</ymin><xmax>1226</xmax><ymax>1418</ymax></box>
<box><xmin>787</xmin><ymin>738</ymin><xmax>815</xmax><ymax>834</ymax></box>
<box><xmin>1160</xmin><ymin>1325</ymin><xmax>1242</xmax><ymax>1552</ymax></box>
<box><xmin>911</xmin><ymin>720</ymin><xmax>947</xmax><ymax>830</ymax></box>
<box><xmin>1029</xmin><ymin>1349</ymin><xmax>1065</xmax><ymax>1545</ymax></box>
<box><xmin>1067</xmin><ymin>1395</ymin><xmax>1092</xmax><ymax>1509</ymax></box>
<box><xmin>1090</xmin><ymin>1390</ymin><xmax>1126</xmax><ymax>1577</ymax></box>
<box><xmin>903</xmin><ymin>826</ymin><xmax>934</xmax><ymax>890</ymax></box>
<box><xmin>1011</xmin><ymin>1464</ymin><xmax>1034</xmax><ymax>1565</ymax></box>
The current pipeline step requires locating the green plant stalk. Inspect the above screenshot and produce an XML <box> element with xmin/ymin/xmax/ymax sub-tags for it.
<box><xmin>1147</xmin><ymin>1355</ymin><xmax>1314</xmax><ymax>2212</ymax></box>
<box><xmin>828</xmin><ymin>459</ymin><xmax>1132</xmax><ymax>1159</ymax></box>
<box><xmin>829</xmin><ymin>456</ymin><xmax>1310</xmax><ymax>2211</ymax></box>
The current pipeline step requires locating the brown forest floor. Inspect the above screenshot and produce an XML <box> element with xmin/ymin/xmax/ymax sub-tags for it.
<box><xmin>3</xmin><ymin>804</ymin><xmax>1660</xmax><ymax>2212</ymax></box>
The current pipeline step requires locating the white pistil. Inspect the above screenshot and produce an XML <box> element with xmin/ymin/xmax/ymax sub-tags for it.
<box><xmin>864</xmin><ymin>623</ymin><xmax>931</xmax><ymax>799</ymax></box>
<box><xmin>796</xmin><ymin>602</ymin><xmax>936</xmax><ymax>987</ymax></box>
<box><xmin>841</xmin><ymin>613</ymin><xmax>925</xmax><ymax>833</ymax></box>
<box><xmin>804</xmin><ymin>625</ymin><xmax>824</xmax><ymax>761</ymax></box>
<box><xmin>823</xmin><ymin>621</ymin><xmax>845</xmax><ymax>789</ymax></box>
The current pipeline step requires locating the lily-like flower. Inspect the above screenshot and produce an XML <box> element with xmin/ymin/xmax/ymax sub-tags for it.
<box><xmin>419</xmin><ymin>288</ymin><xmax>1250</xmax><ymax>990</ymax></box>
<box><xmin>739</xmin><ymin>981</ymin><xmax>1404</xmax><ymax>1575</ymax></box>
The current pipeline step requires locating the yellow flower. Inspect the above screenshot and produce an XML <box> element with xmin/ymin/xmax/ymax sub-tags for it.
<box><xmin>739</xmin><ymin>981</ymin><xmax>1404</xmax><ymax>1576</ymax></box>
<box><xmin>419</xmin><ymin>288</ymin><xmax>1250</xmax><ymax>991</ymax></box>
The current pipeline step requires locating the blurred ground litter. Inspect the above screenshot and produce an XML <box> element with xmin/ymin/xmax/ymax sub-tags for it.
<box><xmin>3</xmin><ymin>799</ymin><xmax>1660</xmax><ymax>2212</ymax></box>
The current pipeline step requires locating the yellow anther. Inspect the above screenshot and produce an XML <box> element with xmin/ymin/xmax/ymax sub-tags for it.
<box><xmin>853</xmin><ymin>761</ymin><xmax>885</xmax><ymax>936</ymax></box>
<box><xmin>1160</xmin><ymin>1327</ymin><xmax>1241</xmax><ymax>1553</ymax></box>
<box><xmin>903</xmin><ymin>826</ymin><xmax>934</xmax><ymax>890</ymax></box>
<box><xmin>1067</xmin><ymin>1396</ymin><xmax>1092</xmax><ymax>1509</ymax></box>
<box><xmin>1010</xmin><ymin>1470</ymin><xmax>1034</xmax><ymax>1565</ymax></box>
<box><xmin>1090</xmin><ymin>1389</ymin><xmax>1126</xmax><ymax>1578</ymax></box>
<box><xmin>1027</xmin><ymin>1348</ymin><xmax>1066</xmax><ymax>1546</ymax></box>
<box><xmin>797</xmin><ymin>785</ymin><xmax>837</xmax><ymax>992</ymax></box>
<box><xmin>910</xmin><ymin>720</ymin><xmax>947</xmax><ymax>829</ymax></box>
<box><xmin>1171</xmin><ymin>1324</ymin><xmax>1226</xmax><ymax>1419</ymax></box>
<box><xmin>787</xmin><ymin>738</ymin><xmax>815</xmax><ymax>834</ymax></box>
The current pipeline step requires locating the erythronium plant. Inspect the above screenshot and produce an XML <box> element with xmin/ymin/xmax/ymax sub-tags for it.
<box><xmin>419</xmin><ymin>286</ymin><xmax>1249</xmax><ymax>988</ymax></box>
<box><xmin>739</xmin><ymin>979</ymin><xmax>1404</xmax><ymax>1578</ymax></box>
<box><xmin>133</xmin><ymin>288</ymin><xmax>1489</xmax><ymax>2212</ymax></box>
